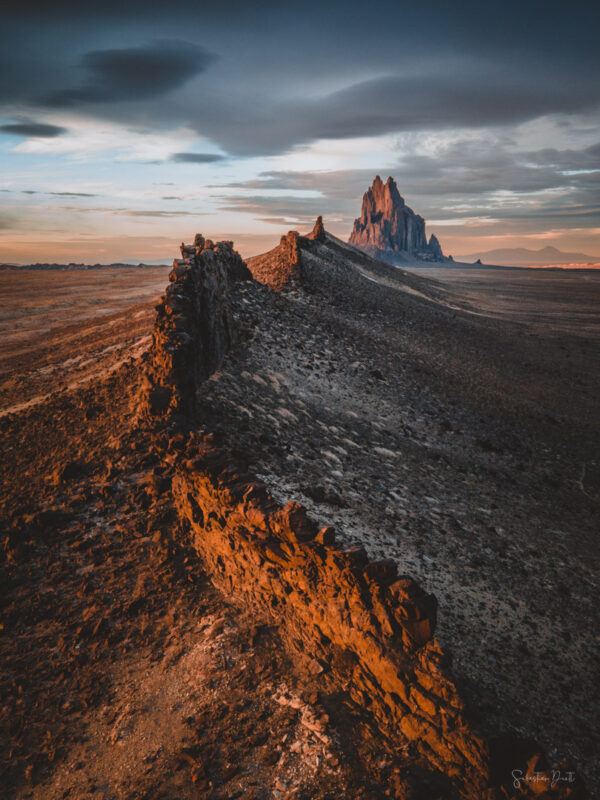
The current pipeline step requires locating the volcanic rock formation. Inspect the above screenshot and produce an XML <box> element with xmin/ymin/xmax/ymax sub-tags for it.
<box><xmin>2</xmin><ymin>225</ymin><xmax>594</xmax><ymax>798</ymax></box>
<box><xmin>349</xmin><ymin>176</ymin><xmax>445</xmax><ymax>264</ymax></box>
<box><xmin>144</xmin><ymin>229</ymin><xmax>587</xmax><ymax>799</ymax></box>
<box><xmin>246</xmin><ymin>215</ymin><xmax>325</xmax><ymax>291</ymax></box>
<box><xmin>140</xmin><ymin>236</ymin><xmax>250</xmax><ymax>417</ymax></box>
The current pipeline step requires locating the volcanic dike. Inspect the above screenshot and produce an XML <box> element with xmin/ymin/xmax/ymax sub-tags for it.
<box><xmin>1</xmin><ymin>201</ymin><xmax>597</xmax><ymax>799</ymax></box>
<box><xmin>134</xmin><ymin>228</ymin><xmax>590</xmax><ymax>798</ymax></box>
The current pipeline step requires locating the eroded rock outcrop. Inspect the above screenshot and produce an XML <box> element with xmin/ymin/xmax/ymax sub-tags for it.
<box><xmin>139</xmin><ymin>235</ymin><xmax>250</xmax><ymax>417</ymax></box>
<box><xmin>172</xmin><ymin>442</ymin><xmax>587</xmax><ymax>799</ymax></box>
<box><xmin>428</xmin><ymin>232</ymin><xmax>444</xmax><ymax>261</ymax></box>
<box><xmin>349</xmin><ymin>176</ymin><xmax>445</xmax><ymax>263</ymax></box>
<box><xmin>173</xmin><ymin>448</ymin><xmax>490</xmax><ymax>792</ymax></box>
<box><xmin>140</xmin><ymin>232</ymin><xmax>588</xmax><ymax>799</ymax></box>
<box><xmin>246</xmin><ymin>229</ymin><xmax>304</xmax><ymax>290</ymax></box>
<box><xmin>308</xmin><ymin>214</ymin><xmax>326</xmax><ymax>242</ymax></box>
<box><xmin>247</xmin><ymin>215</ymin><xmax>359</xmax><ymax>291</ymax></box>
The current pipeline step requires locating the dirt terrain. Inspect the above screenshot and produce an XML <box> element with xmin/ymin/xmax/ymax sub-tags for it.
<box><xmin>402</xmin><ymin>266</ymin><xmax>600</xmax><ymax>336</ymax></box>
<box><xmin>0</xmin><ymin>242</ymin><xmax>598</xmax><ymax>798</ymax></box>
<box><xmin>0</xmin><ymin>268</ymin><xmax>169</xmax><ymax>415</ymax></box>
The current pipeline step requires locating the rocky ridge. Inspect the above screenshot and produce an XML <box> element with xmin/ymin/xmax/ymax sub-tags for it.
<box><xmin>146</xmin><ymin>230</ymin><xmax>588</xmax><ymax>798</ymax></box>
<box><xmin>349</xmin><ymin>176</ymin><xmax>445</xmax><ymax>264</ymax></box>
<box><xmin>246</xmin><ymin>215</ymin><xmax>443</xmax><ymax>300</ymax></box>
<box><xmin>245</xmin><ymin>216</ymin><xmax>325</xmax><ymax>291</ymax></box>
<box><xmin>1</xmin><ymin>224</ymin><xmax>595</xmax><ymax>798</ymax></box>
<box><xmin>140</xmin><ymin>236</ymin><xmax>250</xmax><ymax>418</ymax></box>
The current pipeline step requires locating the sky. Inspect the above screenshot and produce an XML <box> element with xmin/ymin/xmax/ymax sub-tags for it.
<box><xmin>1</xmin><ymin>0</ymin><xmax>599</xmax><ymax>263</ymax></box>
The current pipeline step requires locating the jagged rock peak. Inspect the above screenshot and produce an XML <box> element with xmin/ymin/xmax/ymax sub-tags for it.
<box><xmin>308</xmin><ymin>215</ymin><xmax>326</xmax><ymax>242</ymax></box>
<box><xmin>428</xmin><ymin>233</ymin><xmax>443</xmax><ymax>261</ymax></box>
<box><xmin>349</xmin><ymin>176</ymin><xmax>444</xmax><ymax>263</ymax></box>
<box><xmin>139</xmin><ymin>235</ymin><xmax>250</xmax><ymax>418</ymax></box>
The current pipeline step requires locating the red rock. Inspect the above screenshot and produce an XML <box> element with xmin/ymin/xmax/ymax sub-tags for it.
<box><xmin>349</xmin><ymin>176</ymin><xmax>445</xmax><ymax>263</ymax></box>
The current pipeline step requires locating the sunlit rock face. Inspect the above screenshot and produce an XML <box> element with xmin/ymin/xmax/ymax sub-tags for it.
<box><xmin>349</xmin><ymin>176</ymin><xmax>445</xmax><ymax>263</ymax></box>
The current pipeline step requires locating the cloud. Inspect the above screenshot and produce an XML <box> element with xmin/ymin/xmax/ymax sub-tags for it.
<box><xmin>321</xmin><ymin>74</ymin><xmax>598</xmax><ymax>135</ymax></box>
<box><xmin>42</xmin><ymin>40</ymin><xmax>215</xmax><ymax>107</ymax></box>
<box><xmin>226</xmin><ymin>139</ymin><xmax>600</xmax><ymax>204</ymax></box>
<box><xmin>210</xmin><ymin>137</ymin><xmax>600</xmax><ymax>237</ymax></box>
<box><xmin>215</xmin><ymin>193</ymin><xmax>330</xmax><ymax>224</ymax></box>
<box><xmin>114</xmin><ymin>209</ymin><xmax>201</xmax><ymax>217</ymax></box>
<box><xmin>3</xmin><ymin>0</ymin><xmax>284</xmax><ymax>20</ymax></box>
<box><xmin>50</xmin><ymin>191</ymin><xmax>98</xmax><ymax>197</ymax></box>
<box><xmin>188</xmin><ymin>71</ymin><xmax>600</xmax><ymax>157</ymax></box>
<box><xmin>2</xmin><ymin>6</ymin><xmax>599</xmax><ymax>159</ymax></box>
<box><xmin>52</xmin><ymin>206</ymin><xmax>203</xmax><ymax>218</ymax></box>
<box><xmin>2</xmin><ymin>188</ymin><xmax>98</xmax><ymax>197</ymax></box>
<box><xmin>0</xmin><ymin>120</ymin><xmax>67</xmax><ymax>138</ymax></box>
<box><xmin>170</xmin><ymin>152</ymin><xmax>225</xmax><ymax>164</ymax></box>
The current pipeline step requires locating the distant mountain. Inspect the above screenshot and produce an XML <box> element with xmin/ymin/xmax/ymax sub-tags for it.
<box><xmin>0</xmin><ymin>261</ymin><xmax>169</xmax><ymax>271</ymax></box>
<box><xmin>119</xmin><ymin>258</ymin><xmax>172</xmax><ymax>266</ymax></box>
<box><xmin>349</xmin><ymin>176</ymin><xmax>446</xmax><ymax>264</ymax></box>
<box><xmin>455</xmin><ymin>245</ymin><xmax>600</xmax><ymax>267</ymax></box>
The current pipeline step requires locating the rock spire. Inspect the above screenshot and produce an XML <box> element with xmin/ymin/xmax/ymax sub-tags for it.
<box><xmin>349</xmin><ymin>176</ymin><xmax>444</xmax><ymax>263</ymax></box>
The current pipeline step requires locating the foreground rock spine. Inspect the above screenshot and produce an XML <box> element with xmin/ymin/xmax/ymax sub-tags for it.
<box><xmin>173</xmin><ymin>456</ymin><xmax>494</xmax><ymax>795</ymax></box>
<box><xmin>140</xmin><ymin>235</ymin><xmax>249</xmax><ymax>417</ymax></box>
<box><xmin>147</xmin><ymin>233</ymin><xmax>587</xmax><ymax>799</ymax></box>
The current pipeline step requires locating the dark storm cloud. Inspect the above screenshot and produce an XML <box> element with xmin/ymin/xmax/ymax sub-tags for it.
<box><xmin>1</xmin><ymin>1</ymin><xmax>599</xmax><ymax>157</ymax></box>
<box><xmin>170</xmin><ymin>153</ymin><xmax>225</xmax><ymax>164</ymax></box>
<box><xmin>187</xmin><ymin>70</ymin><xmax>600</xmax><ymax>157</ymax></box>
<box><xmin>3</xmin><ymin>0</ymin><xmax>599</xmax><ymax>64</ymax></box>
<box><xmin>0</xmin><ymin>120</ymin><xmax>67</xmax><ymax>138</ymax></box>
<box><xmin>322</xmin><ymin>73</ymin><xmax>597</xmax><ymax>133</ymax></box>
<box><xmin>41</xmin><ymin>41</ymin><xmax>214</xmax><ymax>107</ymax></box>
<box><xmin>2</xmin><ymin>0</ymin><xmax>284</xmax><ymax>20</ymax></box>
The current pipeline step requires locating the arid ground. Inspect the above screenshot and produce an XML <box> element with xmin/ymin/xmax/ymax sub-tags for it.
<box><xmin>0</xmin><ymin>268</ymin><xmax>169</xmax><ymax>416</ymax></box>
<box><xmin>1</xmin><ymin>257</ymin><xmax>599</xmax><ymax>798</ymax></box>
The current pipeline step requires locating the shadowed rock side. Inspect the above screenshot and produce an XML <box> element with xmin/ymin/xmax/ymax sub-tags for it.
<box><xmin>145</xmin><ymin>231</ymin><xmax>589</xmax><ymax>799</ymax></box>
<box><xmin>246</xmin><ymin>215</ymin><xmax>442</xmax><ymax>299</ymax></box>
<box><xmin>349</xmin><ymin>176</ymin><xmax>445</xmax><ymax>264</ymax></box>
<box><xmin>139</xmin><ymin>236</ymin><xmax>250</xmax><ymax>417</ymax></box>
